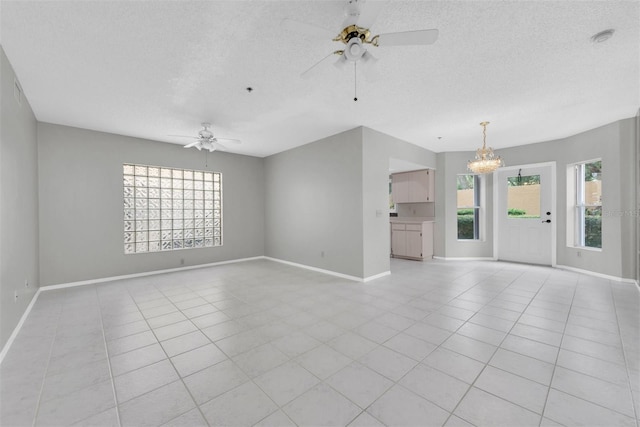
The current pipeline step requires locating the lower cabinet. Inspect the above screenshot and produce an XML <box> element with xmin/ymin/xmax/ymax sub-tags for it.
<box><xmin>391</xmin><ymin>221</ymin><xmax>434</xmax><ymax>260</ymax></box>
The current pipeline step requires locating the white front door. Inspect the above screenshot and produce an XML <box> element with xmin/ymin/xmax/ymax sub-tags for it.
<box><xmin>496</xmin><ymin>164</ymin><xmax>554</xmax><ymax>265</ymax></box>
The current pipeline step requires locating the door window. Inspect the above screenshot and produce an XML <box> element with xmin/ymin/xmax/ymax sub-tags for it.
<box><xmin>506</xmin><ymin>174</ymin><xmax>541</xmax><ymax>218</ymax></box>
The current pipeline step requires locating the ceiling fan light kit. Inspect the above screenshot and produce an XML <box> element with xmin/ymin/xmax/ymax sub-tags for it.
<box><xmin>467</xmin><ymin>121</ymin><xmax>504</xmax><ymax>174</ymax></box>
<box><xmin>171</xmin><ymin>122</ymin><xmax>241</xmax><ymax>153</ymax></box>
<box><xmin>288</xmin><ymin>0</ymin><xmax>439</xmax><ymax>100</ymax></box>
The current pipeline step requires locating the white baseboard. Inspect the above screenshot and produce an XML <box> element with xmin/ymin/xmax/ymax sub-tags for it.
<box><xmin>363</xmin><ymin>271</ymin><xmax>391</xmax><ymax>282</ymax></box>
<box><xmin>555</xmin><ymin>264</ymin><xmax>638</xmax><ymax>285</ymax></box>
<box><xmin>40</xmin><ymin>256</ymin><xmax>266</xmax><ymax>291</ymax></box>
<box><xmin>264</xmin><ymin>257</ymin><xmax>366</xmax><ymax>282</ymax></box>
<box><xmin>0</xmin><ymin>288</ymin><xmax>42</xmax><ymax>365</ymax></box>
<box><xmin>433</xmin><ymin>256</ymin><xmax>497</xmax><ymax>261</ymax></box>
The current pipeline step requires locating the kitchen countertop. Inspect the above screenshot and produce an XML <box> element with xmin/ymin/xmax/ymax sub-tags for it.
<box><xmin>390</xmin><ymin>217</ymin><xmax>435</xmax><ymax>223</ymax></box>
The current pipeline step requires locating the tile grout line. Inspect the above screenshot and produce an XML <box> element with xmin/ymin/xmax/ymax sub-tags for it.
<box><xmin>149</xmin><ymin>272</ymin><xmax>319</xmax><ymax>424</ymax></box>
<box><xmin>187</xmin><ymin>277</ymin><xmax>342</xmax><ymax>424</ymax></box>
<box><xmin>93</xmin><ymin>285</ymin><xmax>123</xmax><ymax>427</ymax></box>
<box><xmin>336</xmin><ymin>263</ymin><xmax>542</xmax><ymax>424</ymax></box>
<box><xmin>30</xmin><ymin>294</ymin><xmax>64</xmax><ymax>427</ymax></box>
<box><xmin>537</xmin><ymin>273</ymin><xmax>579</xmax><ymax>426</ymax></box>
<box><xmin>112</xmin><ymin>264</ymin><xmax>552</xmax><ymax>424</ymax></box>
<box><xmin>608</xmin><ymin>280</ymin><xmax>640</xmax><ymax>426</ymax></box>
<box><xmin>437</xmin><ymin>266</ymin><xmax>553</xmax><ymax>426</ymax></box>
<box><xmin>160</xmin><ymin>275</ymin><xmax>329</xmax><ymax>426</ymax></box>
<box><xmin>174</xmin><ymin>273</ymin><xmax>405</xmax><ymax>425</ymax></box>
<box><xmin>18</xmin><ymin>260</ymin><xmax>638</xmax><ymax>427</ymax></box>
<box><xmin>224</xmin><ymin>289</ymin><xmax>394</xmax><ymax>424</ymax></box>
<box><xmin>537</xmin><ymin>279</ymin><xmax>640</xmax><ymax>422</ymax></box>
<box><xmin>10</xmin><ymin>262</ymin><xmax>478</xmax><ymax>427</ymax></box>
<box><xmin>126</xmin><ymin>280</ymin><xmax>214</xmax><ymax>427</ymax></box>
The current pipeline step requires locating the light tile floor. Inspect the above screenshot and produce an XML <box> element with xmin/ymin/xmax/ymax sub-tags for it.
<box><xmin>1</xmin><ymin>258</ymin><xmax>639</xmax><ymax>426</ymax></box>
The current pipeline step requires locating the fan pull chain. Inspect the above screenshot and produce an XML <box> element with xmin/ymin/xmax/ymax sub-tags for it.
<box><xmin>353</xmin><ymin>62</ymin><xmax>358</xmax><ymax>102</ymax></box>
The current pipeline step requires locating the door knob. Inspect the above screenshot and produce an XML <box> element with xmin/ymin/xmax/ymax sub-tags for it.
<box><xmin>542</xmin><ymin>219</ymin><xmax>551</xmax><ymax>223</ymax></box>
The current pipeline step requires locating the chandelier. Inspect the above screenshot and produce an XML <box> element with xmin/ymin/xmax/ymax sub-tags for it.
<box><xmin>467</xmin><ymin>121</ymin><xmax>504</xmax><ymax>174</ymax></box>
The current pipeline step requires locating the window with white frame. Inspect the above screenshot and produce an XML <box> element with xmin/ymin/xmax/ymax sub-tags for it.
<box><xmin>574</xmin><ymin>160</ymin><xmax>602</xmax><ymax>248</ymax></box>
<box><xmin>457</xmin><ymin>174</ymin><xmax>480</xmax><ymax>240</ymax></box>
<box><xmin>123</xmin><ymin>164</ymin><xmax>222</xmax><ymax>254</ymax></box>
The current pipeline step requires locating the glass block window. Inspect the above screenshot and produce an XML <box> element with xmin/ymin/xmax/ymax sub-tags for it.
<box><xmin>123</xmin><ymin>164</ymin><xmax>222</xmax><ymax>254</ymax></box>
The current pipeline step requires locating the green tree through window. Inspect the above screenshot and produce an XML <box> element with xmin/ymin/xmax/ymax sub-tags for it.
<box><xmin>457</xmin><ymin>174</ymin><xmax>480</xmax><ymax>240</ymax></box>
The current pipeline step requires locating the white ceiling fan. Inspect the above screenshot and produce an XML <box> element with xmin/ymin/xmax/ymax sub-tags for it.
<box><xmin>283</xmin><ymin>0</ymin><xmax>439</xmax><ymax>80</ymax></box>
<box><xmin>171</xmin><ymin>123</ymin><xmax>241</xmax><ymax>152</ymax></box>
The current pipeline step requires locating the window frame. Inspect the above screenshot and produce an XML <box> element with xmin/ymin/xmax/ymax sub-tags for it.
<box><xmin>569</xmin><ymin>159</ymin><xmax>602</xmax><ymax>250</ymax></box>
<box><xmin>456</xmin><ymin>174</ymin><xmax>482</xmax><ymax>241</ymax></box>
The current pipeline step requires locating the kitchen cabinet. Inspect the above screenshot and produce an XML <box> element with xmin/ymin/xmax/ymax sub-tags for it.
<box><xmin>391</xmin><ymin>169</ymin><xmax>435</xmax><ymax>203</ymax></box>
<box><xmin>391</xmin><ymin>173</ymin><xmax>410</xmax><ymax>203</ymax></box>
<box><xmin>391</xmin><ymin>223</ymin><xmax>409</xmax><ymax>257</ymax></box>
<box><xmin>390</xmin><ymin>220</ymin><xmax>434</xmax><ymax>260</ymax></box>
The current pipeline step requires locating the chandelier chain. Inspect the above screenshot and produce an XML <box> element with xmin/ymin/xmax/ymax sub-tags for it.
<box><xmin>480</xmin><ymin>121</ymin><xmax>489</xmax><ymax>149</ymax></box>
<box><xmin>482</xmin><ymin>123</ymin><xmax>487</xmax><ymax>148</ymax></box>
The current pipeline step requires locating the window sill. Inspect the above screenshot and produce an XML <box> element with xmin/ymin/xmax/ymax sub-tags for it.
<box><xmin>568</xmin><ymin>246</ymin><xmax>602</xmax><ymax>252</ymax></box>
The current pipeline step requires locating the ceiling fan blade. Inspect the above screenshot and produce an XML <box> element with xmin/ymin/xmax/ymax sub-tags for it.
<box><xmin>301</xmin><ymin>51</ymin><xmax>339</xmax><ymax>79</ymax></box>
<box><xmin>184</xmin><ymin>141</ymin><xmax>201</xmax><ymax>148</ymax></box>
<box><xmin>361</xmin><ymin>49</ymin><xmax>377</xmax><ymax>64</ymax></box>
<box><xmin>375</xmin><ymin>29</ymin><xmax>439</xmax><ymax>47</ymax></box>
<box><xmin>169</xmin><ymin>134</ymin><xmax>199</xmax><ymax>139</ymax></box>
<box><xmin>361</xmin><ymin>56</ymin><xmax>381</xmax><ymax>82</ymax></box>
<box><xmin>345</xmin><ymin>0</ymin><xmax>386</xmax><ymax>30</ymax></box>
<box><xmin>212</xmin><ymin>142</ymin><xmax>227</xmax><ymax>152</ymax></box>
<box><xmin>281</xmin><ymin>18</ymin><xmax>335</xmax><ymax>40</ymax></box>
<box><xmin>216</xmin><ymin>138</ymin><xmax>241</xmax><ymax>144</ymax></box>
<box><xmin>334</xmin><ymin>54</ymin><xmax>348</xmax><ymax>70</ymax></box>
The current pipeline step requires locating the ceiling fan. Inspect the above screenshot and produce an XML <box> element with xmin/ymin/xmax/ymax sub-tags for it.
<box><xmin>171</xmin><ymin>123</ymin><xmax>241</xmax><ymax>152</ymax></box>
<box><xmin>283</xmin><ymin>0</ymin><xmax>439</xmax><ymax>81</ymax></box>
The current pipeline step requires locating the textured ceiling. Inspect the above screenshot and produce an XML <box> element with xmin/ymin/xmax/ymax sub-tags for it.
<box><xmin>1</xmin><ymin>1</ymin><xmax>638</xmax><ymax>158</ymax></box>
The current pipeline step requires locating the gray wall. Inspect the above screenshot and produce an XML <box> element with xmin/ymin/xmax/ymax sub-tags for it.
<box><xmin>437</xmin><ymin>117</ymin><xmax>637</xmax><ymax>280</ymax></box>
<box><xmin>435</xmin><ymin>151</ymin><xmax>494</xmax><ymax>258</ymax></box>
<box><xmin>361</xmin><ymin>127</ymin><xmax>437</xmax><ymax>278</ymax></box>
<box><xmin>38</xmin><ymin>123</ymin><xmax>265</xmax><ymax>286</ymax></box>
<box><xmin>499</xmin><ymin>118</ymin><xmax>636</xmax><ymax>279</ymax></box>
<box><xmin>1</xmin><ymin>47</ymin><xmax>39</xmax><ymax>349</ymax></box>
<box><xmin>636</xmin><ymin>110</ymin><xmax>640</xmax><ymax>283</ymax></box>
<box><xmin>264</xmin><ymin>128</ymin><xmax>365</xmax><ymax>278</ymax></box>
<box><xmin>618</xmin><ymin>117</ymin><xmax>637</xmax><ymax>281</ymax></box>
<box><xmin>264</xmin><ymin>126</ymin><xmax>438</xmax><ymax>280</ymax></box>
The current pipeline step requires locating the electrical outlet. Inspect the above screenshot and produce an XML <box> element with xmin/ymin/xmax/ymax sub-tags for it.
<box><xmin>321</xmin><ymin>251</ymin><xmax>325</xmax><ymax>258</ymax></box>
<box><xmin>577</xmin><ymin>251</ymin><xmax>582</xmax><ymax>258</ymax></box>
<box><xmin>180</xmin><ymin>258</ymin><xmax>185</xmax><ymax>265</ymax></box>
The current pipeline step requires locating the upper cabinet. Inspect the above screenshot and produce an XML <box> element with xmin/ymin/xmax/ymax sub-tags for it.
<box><xmin>391</xmin><ymin>172</ymin><xmax>410</xmax><ymax>203</ymax></box>
<box><xmin>392</xmin><ymin>169</ymin><xmax>435</xmax><ymax>203</ymax></box>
